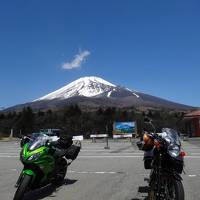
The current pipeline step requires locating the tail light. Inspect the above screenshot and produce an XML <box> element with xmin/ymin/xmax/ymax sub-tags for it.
<box><xmin>180</xmin><ymin>151</ymin><xmax>186</xmax><ymax>157</ymax></box>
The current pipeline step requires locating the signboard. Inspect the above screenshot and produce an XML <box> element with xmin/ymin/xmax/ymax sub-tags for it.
<box><xmin>113</xmin><ymin>134</ymin><xmax>132</xmax><ymax>138</ymax></box>
<box><xmin>90</xmin><ymin>134</ymin><xmax>108</xmax><ymax>138</ymax></box>
<box><xmin>113</xmin><ymin>122</ymin><xmax>136</xmax><ymax>138</ymax></box>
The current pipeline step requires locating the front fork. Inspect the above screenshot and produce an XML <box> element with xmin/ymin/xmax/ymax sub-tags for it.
<box><xmin>15</xmin><ymin>172</ymin><xmax>23</xmax><ymax>188</ymax></box>
<box><xmin>149</xmin><ymin>156</ymin><xmax>162</xmax><ymax>199</ymax></box>
<box><xmin>15</xmin><ymin>169</ymin><xmax>36</xmax><ymax>188</ymax></box>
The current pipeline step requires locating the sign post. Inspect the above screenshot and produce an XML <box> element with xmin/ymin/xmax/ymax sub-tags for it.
<box><xmin>104</xmin><ymin>137</ymin><xmax>110</xmax><ymax>149</ymax></box>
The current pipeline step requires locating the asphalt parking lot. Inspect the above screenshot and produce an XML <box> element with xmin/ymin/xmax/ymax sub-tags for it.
<box><xmin>0</xmin><ymin>139</ymin><xmax>200</xmax><ymax>200</ymax></box>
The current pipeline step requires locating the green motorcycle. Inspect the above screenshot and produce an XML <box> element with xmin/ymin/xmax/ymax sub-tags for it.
<box><xmin>13</xmin><ymin>135</ymin><xmax>78</xmax><ymax>200</ymax></box>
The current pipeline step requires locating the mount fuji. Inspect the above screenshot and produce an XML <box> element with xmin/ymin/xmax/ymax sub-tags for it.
<box><xmin>4</xmin><ymin>76</ymin><xmax>194</xmax><ymax>112</ymax></box>
<box><xmin>34</xmin><ymin>76</ymin><xmax>140</xmax><ymax>101</ymax></box>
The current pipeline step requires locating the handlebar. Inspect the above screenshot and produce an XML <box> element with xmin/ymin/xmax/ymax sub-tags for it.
<box><xmin>137</xmin><ymin>132</ymin><xmax>167</xmax><ymax>151</ymax></box>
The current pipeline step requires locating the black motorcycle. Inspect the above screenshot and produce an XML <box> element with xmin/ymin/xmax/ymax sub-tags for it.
<box><xmin>137</xmin><ymin>121</ymin><xmax>185</xmax><ymax>200</ymax></box>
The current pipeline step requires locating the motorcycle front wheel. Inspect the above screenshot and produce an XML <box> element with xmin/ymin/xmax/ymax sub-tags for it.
<box><xmin>166</xmin><ymin>178</ymin><xmax>184</xmax><ymax>200</ymax></box>
<box><xmin>13</xmin><ymin>174</ymin><xmax>32</xmax><ymax>200</ymax></box>
<box><xmin>148</xmin><ymin>177</ymin><xmax>184</xmax><ymax>200</ymax></box>
<box><xmin>148</xmin><ymin>181</ymin><xmax>156</xmax><ymax>200</ymax></box>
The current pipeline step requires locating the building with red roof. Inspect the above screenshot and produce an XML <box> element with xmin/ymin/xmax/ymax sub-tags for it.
<box><xmin>184</xmin><ymin>110</ymin><xmax>200</xmax><ymax>137</ymax></box>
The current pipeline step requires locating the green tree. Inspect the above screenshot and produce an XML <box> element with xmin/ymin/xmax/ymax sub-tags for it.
<box><xmin>15</xmin><ymin>107</ymin><xmax>35</xmax><ymax>135</ymax></box>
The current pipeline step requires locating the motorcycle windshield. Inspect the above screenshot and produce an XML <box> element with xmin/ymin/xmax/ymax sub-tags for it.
<box><xmin>28</xmin><ymin>136</ymin><xmax>48</xmax><ymax>151</ymax></box>
<box><xmin>31</xmin><ymin>132</ymin><xmax>45</xmax><ymax>139</ymax></box>
<box><xmin>161</xmin><ymin>128</ymin><xmax>181</xmax><ymax>146</ymax></box>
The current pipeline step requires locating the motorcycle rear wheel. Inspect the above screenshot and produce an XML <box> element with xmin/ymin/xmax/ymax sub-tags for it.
<box><xmin>13</xmin><ymin>174</ymin><xmax>32</xmax><ymax>200</ymax></box>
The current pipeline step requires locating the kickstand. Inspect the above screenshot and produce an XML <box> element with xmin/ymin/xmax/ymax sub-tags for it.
<box><xmin>67</xmin><ymin>160</ymin><xmax>73</xmax><ymax>166</ymax></box>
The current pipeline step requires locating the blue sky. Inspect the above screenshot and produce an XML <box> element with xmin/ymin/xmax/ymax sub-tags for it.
<box><xmin>0</xmin><ymin>0</ymin><xmax>200</xmax><ymax>108</ymax></box>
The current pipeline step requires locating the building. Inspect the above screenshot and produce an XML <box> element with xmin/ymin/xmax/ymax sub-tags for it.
<box><xmin>184</xmin><ymin>110</ymin><xmax>200</xmax><ymax>137</ymax></box>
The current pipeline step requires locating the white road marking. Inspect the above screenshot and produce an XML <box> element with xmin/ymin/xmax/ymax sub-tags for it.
<box><xmin>188</xmin><ymin>175</ymin><xmax>197</xmax><ymax>177</ymax></box>
<box><xmin>78</xmin><ymin>155</ymin><xmax>143</xmax><ymax>158</ymax></box>
<box><xmin>1</xmin><ymin>154</ymin><xmax>200</xmax><ymax>158</ymax></box>
<box><xmin>80</xmin><ymin>152</ymin><xmax>143</xmax><ymax>155</ymax></box>
<box><xmin>185</xmin><ymin>156</ymin><xmax>200</xmax><ymax>158</ymax></box>
<box><xmin>68</xmin><ymin>171</ymin><xmax>200</xmax><ymax>178</ymax></box>
<box><xmin>0</xmin><ymin>155</ymin><xmax>18</xmax><ymax>157</ymax></box>
<box><xmin>80</xmin><ymin>150</ymin><xmax>138</xmax><ymax>152</ymax></box>
<box><xmin>81</xmin><ymin>147</ymin><xmax>108</xmax><ymax>149</ymax></box>
<box><xmin>68</xmin><ymin>170</ymin><xmax>119</xmax><ymax>174</ymax></box>
<box><xmin>0</xmin><ymin>155</ymin><xmax>143</xmax><ymax>158</ymax></box>
<box><xmin>10</xmin><ymin>169</ymin><xmax>18</xmax><ymax>171</ymax></box>
<box><xmin>0</xmin><ymin>153</ymin><xmax>18</xmax><ymax>154</ymax></box>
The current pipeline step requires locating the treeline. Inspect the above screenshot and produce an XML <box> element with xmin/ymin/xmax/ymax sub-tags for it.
<box><xmin>0</xmin><ymin>105</ymin><xmax>185</xmax><ymax>138</ymax></box>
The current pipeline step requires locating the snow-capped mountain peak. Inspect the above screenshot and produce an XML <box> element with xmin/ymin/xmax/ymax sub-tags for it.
<box><xmin>35</xmin><ymin>76</ymin><xmax>117</xmax><ymax>101</ymax></box>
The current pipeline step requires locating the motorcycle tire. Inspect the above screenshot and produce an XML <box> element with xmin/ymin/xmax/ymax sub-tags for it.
<box><xmin>148</xmin><ymin>178</ymin><xmax>184</xmax><ymax>200</ymax></box>
<box><xmin>13</xmin><ymin>174</ymin><xmax>31</xmax><ymax>200</ymax></box>
<box><xmin>52</xmin><ymin>159</ymin><xmax>67</xmax><ymax>185</ymax></box>
<box><xmin>52</xmin><ymin>167</ymin><xmax>67</xmax><ymax>185</ymax></box>
<box><xmin>172</xmin><ymin>179</ymin><xmax>184</xmax><ymax>200</ymax></box>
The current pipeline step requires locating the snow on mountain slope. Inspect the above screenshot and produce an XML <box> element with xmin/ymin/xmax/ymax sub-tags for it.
<box><xmin>35</xmin><ymin>76</ymin><xmax>119</xmax><ymax>101</ymax></box>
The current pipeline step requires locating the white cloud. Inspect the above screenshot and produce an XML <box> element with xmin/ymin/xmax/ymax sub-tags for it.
<box><xmin>62</xmin><ymin>50</ymin><xmax>90</xmax><ymax>70</ymax></box>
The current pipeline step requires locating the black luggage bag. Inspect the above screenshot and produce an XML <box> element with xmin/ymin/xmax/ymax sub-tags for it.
<box><xmin>65</xmin><ymin>145</ymin><xmax>81</xmax><ymax>160</ymax></box>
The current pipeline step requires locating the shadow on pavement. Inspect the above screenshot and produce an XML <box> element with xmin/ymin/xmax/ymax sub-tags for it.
<box><xmin>131</xmin><ymin>186</ymin><xmax>149</xmax><ymax>200</ymax></box>
<box><xmin>23</xmin><ymin>178</ymin><xmax>77</xmax><ymax>200</ymax></box>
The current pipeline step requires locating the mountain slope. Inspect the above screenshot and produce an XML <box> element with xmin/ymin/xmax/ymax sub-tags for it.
<box><xmin>4</xmin><ymin>76</ymin><xmax>194</xmax><ymax>112</ymax></box>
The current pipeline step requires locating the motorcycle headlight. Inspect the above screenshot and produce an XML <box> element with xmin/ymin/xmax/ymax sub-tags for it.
<box><xmin>28</xmin><ymin>153</ymin><xmax>41</xmax><ymax>161</ymax></box>
<box><xmin>168</xmin><ymin>145</ymin><xmax>180</xmax><ymax>158</ymax></box>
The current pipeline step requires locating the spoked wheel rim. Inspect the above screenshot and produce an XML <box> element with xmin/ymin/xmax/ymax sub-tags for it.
<box><xmin>165</xmin><ymin>179</ymin><xmax>176</xmax><ymax>200</ymax></box>
<box><xmin>149</xmin><ymin>189</ymin><xmax>156</xmax><ymax>200</ymax></box>
<box><xmin>149</xmin><ymin>182</ymin><xmax>157</xmax><ymax>200</ymax></box>
<box><xmin>148</xmin><ymin>178</ymin><xmax>176</xmax><ymax>200</ymax></box>
<box><xmin>157</xmin><ymin>177</ymin><xmax>177</xmax><ymax>200</ymax></box>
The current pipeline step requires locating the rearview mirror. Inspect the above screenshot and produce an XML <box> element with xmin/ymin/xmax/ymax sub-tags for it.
<box><xmin>20</xmin><ymin>136</ymin><xmax>30</xmax><ymax>148</ymax></box>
